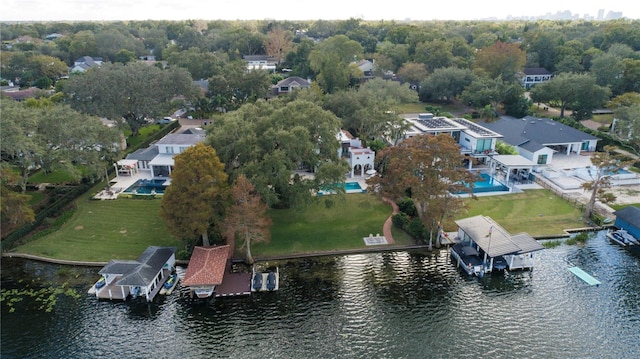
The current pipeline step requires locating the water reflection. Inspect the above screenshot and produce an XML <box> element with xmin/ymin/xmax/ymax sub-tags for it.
<box><xmin>2</xmin><ymin>231</ymin><xmax>640</xmax><ymax>358</ymax></box>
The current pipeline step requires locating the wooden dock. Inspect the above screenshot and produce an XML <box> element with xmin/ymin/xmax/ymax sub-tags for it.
<box><xmin>214</xmin><ymin>272</ymin><xmax>252</xmax><ymax>297</ymax></box>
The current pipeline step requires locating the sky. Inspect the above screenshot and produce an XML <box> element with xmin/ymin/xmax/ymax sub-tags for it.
<box><xmin>2</xmin><ymin>0</ymin><xmax>638</xmax><ymax>22</ymax></box>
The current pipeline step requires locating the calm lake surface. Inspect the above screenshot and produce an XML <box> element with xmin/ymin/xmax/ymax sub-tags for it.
<box><xmin>2</xmin><ymin>230</ymin><xmax>640</xmax><ymax>358</ymax></box>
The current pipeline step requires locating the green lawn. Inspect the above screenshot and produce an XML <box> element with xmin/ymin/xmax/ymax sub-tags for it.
<box><xmin>15</xmin><ymin>194</ymin><xmax>181</xmax><ymax>262</ymax></box>
<box><xmin>251</xmin><ymin>194</ymin><xmax>413</xmax><ymax>258</ymax></box>
<box><xmin>460</xmin><ymin>189</ymin><xmax>586</xmax><ymax>236</ymax></box>
<box><xmin>13</xmin><ymin>187</ymin><xmax>588</xmax><ymax>262</ymax></box>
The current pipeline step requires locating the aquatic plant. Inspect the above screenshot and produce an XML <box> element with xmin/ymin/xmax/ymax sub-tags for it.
<box><xmin>1</xmin><ymin>281</ymin><xmax>80</xmax><ymax>313</ymax></box>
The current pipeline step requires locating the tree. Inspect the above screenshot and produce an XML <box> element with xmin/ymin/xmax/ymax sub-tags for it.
<box><xmin>582</xmin><ymin>146</ymin><xmax>635</xmax><ymax>220</ymax></box>
<box><xmin>473</xmin><ymin>40</ymin><xmax>526</xmax><ymax>81</ymax></box>
<box><xmin>0</xmin><ymin>100</ymin><xmax>120</xmax><ymax>193</ymax></box>
<box><xmin>529</xmin><ymin>73</ymin><xmax>610</xmax><ymax>119</ymax></box>
<box><xmin>207</xmin><ymin>99</ymin><xmax>348</xmax><ymax>208</ymax></box>
<box><xmin>207</xmin><ymin>60</ymin><xmax>272</xmax><ymax>112</ymax></box>
<box><xmin>413</xmin><ymin>39</ymin><xmax>454</xmax><ymax>72</ymax></box>
<box><xmin>1</xmin><ymin>167</ymin><xmax>35</xmax><ymax>234</ymax></box>
<box><xmin>309</xmin><ymin>35</ymin><xmax>363</xmax><ymax>93</ymax></box>
<box><xmin>264</xmin><ymin>27</ymin><xmax>293</xmax><ymax>65</ymax></box>
<box><xmin>65</xmin><ymin>62</ymin><xmax>196</xmax><ymax>137</ymax></box>
<box><xmin>223</xmin><ymin>175</ymin><xmax>272</xmax><ymax>264</ymax></box>
<box><xmin>160</xmin><ymin>143</ymin><xmax>229</xmax><ymax>247</ymax></box>
<box><xmin>324</xmin><ymin>78</ymin><xmax>418</xmax><ymax>144</ymax></box>
<box><xmin>608</xmin><ymin>92</ymin><xmax>640</xmax><ymax>151</ymax></box>
<box><xmin>367</xmin><ymin>134</ymin><xmax>476</xmax><ymax>249</ymax></box>
<box><xmin>419</xmin><ymin>67</ymin><xmax>476</xmax><ymax>103</ymax></box>
<box><xmin>396</xmin><ymin>62</ymin><xmax>429</xmax><ymax>86</ymax></box>
<box><xmin>460</xmin><ymin>77</ymin><xmax>505</xmax><ymax>114</ymax></box>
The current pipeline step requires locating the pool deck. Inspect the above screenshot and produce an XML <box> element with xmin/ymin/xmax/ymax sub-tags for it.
<box><xmin>93</xmin><ymin>171</ymin><xmax>155</xmax><ymax>200</ymax></box>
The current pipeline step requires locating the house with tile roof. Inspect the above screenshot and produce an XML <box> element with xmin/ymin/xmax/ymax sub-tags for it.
<box><xmin>96</xmin><ymin>246</ymin><xmax>176</xmax><ymax>302</ymax></box>
<box><xmin>182</xmin><ymin>245</ymin><xmax>231</xmax><ymax>298</ymax></box>
<box><xmin>480</xmin><ymin>116</ymin><xmax>600</xmax><ymax>165</ymax></box>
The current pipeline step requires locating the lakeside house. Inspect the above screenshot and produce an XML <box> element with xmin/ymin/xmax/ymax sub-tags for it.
<box><xmin>96</xmin><ymin>246</ymin><xmax>176</xmax><ymax>302</ymax></box>
<box><xmin>480</xmin><ymin>116</ymin><xmax>599</xmax><ymax>165</ymax></box>
<box><xmin>450</xmin><ymin>215</ymin><xmax>544</xmax><ymax>276</ymax></box>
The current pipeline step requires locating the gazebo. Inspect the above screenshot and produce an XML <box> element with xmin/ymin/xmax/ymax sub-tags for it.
<box><xmin>114</xmin><ymin>159</ymin><xmax>138</xmax><ymax>177</ymax></box>
<box><xmin>488</xmin><ymin>155</ymin><xmax>536</xmax><ymax>185</ymax></box>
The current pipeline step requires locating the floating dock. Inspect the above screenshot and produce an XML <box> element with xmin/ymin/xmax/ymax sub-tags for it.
<box><xmin>568</xmin><ymin>266</ymin><xmax>601</xmax><ymax>286</ymax></box>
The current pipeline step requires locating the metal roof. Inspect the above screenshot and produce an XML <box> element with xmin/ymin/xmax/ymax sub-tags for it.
<box><xmin>455</xmin><ymin>216</ymin><xmax>543</xmax><ymax>257</ymax></box>
<box><xmin>614</xmin><ymin>206</ymin><xmax>640</xmax><ymax>229</ymax></box>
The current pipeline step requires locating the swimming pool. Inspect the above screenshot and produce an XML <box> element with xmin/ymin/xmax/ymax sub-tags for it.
<box><xmin>318</xmin><ymin>181</ymin><xmax>364</xmax><ymax>195</ymax></box>
<box><xmin>123</xmin><ymin>179</ymin><xmax>168</xmax><ymax>195</ymax></box>
<box><xmin>466</xmin><ymin>173</ymin><xmax>509</xmax><ymax>193</ymax></box>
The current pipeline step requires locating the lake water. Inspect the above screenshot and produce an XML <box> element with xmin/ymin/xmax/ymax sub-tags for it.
<box><xmin>2</xmin><ymin>230</ymin><xmax>640</xmax><ymax>358</ymax></box>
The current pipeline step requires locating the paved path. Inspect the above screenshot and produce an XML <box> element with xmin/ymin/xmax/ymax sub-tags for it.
<box><xmin>382</xmin><ymin>197</ymin><xmax>399</xmax><ymax>244</ymax></box>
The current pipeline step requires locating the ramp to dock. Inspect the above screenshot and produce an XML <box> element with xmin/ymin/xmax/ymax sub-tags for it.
<box><xmin>568</xmin><ymin>266</ymin><xmax>601</xmax><ymax>286</ymax></box>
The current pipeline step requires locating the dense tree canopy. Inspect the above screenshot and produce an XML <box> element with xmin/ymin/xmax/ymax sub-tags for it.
<box><xmin>64</xmin><ymin>62</ymin><xmax>197</xmax><ymax>136</ymax></box>
<box><xmin>0</xmin><ymin>99</ymin><xmax>120</xmax><ymax>192</ymax></box>
<box><xmin>207</xmin><ymin>99</ymin><xmax>348</xmax><ymax>208</ymax></box>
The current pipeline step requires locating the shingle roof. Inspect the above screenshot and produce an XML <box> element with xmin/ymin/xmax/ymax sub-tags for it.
<box><xmin>276</xmin><ymin>76</ymin><xmax>310</xmax><ymax>87</ymax></box>
<box><xmin>614</xmin><ymin>206</ymin><xmax>640</xmax><ymax>229</ymax></box>
<box><xmin>455</xmin><ymin>216</ymin><xmax>543</xmax><ymax>257</ymax></box>
<box><xmin>523</xmin><ymin>67</ymin><xmax>552</xmax><ymax>75</ymax></box>
<box><xmin>182</xmin><ymin>246</ymin><xmax>230</xmax><ymax>287</ymax></box>
<box><xmin>126</xmin><ymin>146</ymin><xmax>159</xmax><ymax>161</ymax></box>
<box><xmin>481</xmin><ymin>117</ymin><xmax>599</xmax><ymax>148</ymax></box>
<box><xmin>117</xmin><ymin>246</ymin><xmax>176</xmax><ymax>286</ymax></box>
<box><xmin>156</xmin><ymin>133</ymin><xmax>205</xmax><ymax>146</ymax></box>
<box><xmin>99</xmin><ymin>246</ymin><xmax>176</xmax><ymax>287</ymax></box>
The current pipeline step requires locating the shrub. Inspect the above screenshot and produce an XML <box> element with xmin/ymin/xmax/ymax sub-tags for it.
<box><xmin>392</xmin><ymin>212</ymin><xmax>409</xmax><ymax>228</ymax></box>
<box><xmin>397</xmin><ymin>198</ymin><xmax>417</xmax><ymax>217</ymax></box>
<box><xmin>407</xmin><ymin>218</ymin><xmax>426</xmax><ymax>242</ymax></box>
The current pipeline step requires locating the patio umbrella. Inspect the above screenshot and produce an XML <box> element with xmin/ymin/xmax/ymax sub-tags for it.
<box><xmin>366</xmin><ymin>169</ymin><xmax>377</xmax><ymax>175</ymax></box>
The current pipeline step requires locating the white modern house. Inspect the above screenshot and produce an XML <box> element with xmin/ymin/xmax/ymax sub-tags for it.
<box><xmin>399</xmin><ymin>114</ymin><xmax>503</xmax><ymax>169</ymax></box>
<box><xmin>480</xmin><ymin>116</ymin><xmax>600</xmax><ymax>165</ymax></box>
<box><xmin>124</xmin><ymin>129</ymin><xmax>206</xmax><ymax>179</ymax></box>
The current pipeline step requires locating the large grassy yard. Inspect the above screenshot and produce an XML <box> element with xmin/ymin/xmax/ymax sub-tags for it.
<box><xmin>14</xmin><ymin>196</ymin><xmax>181</xmax><ymax>262</ymax></box>
<box><xmin>460</xmin><ymin>189</ymin><xmax>586</xmax><ymax>236</ymax></box>
<box><xmin>13</xmin><ymin>187</ymin><xmax>587</xmax><ymax>262</ymax></box>
<box><xmin>251</xmin><ymin>195</ymin><xmax>413</xmax><ymax>258</ymax></box>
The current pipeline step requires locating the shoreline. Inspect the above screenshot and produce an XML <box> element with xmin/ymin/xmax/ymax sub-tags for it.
<box><xmin>2</xmin><ymin>244</ymin><xmax>435</xmax><ymax>267</ymax></box>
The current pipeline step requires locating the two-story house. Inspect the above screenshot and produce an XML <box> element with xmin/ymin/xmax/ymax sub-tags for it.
<box><xmin>271</xmin><ymin>76</ymin><xmax>311</xmax><ymax>96</ymax></box>
<box><xmin>243</xmin><ymin>55</ymin><xmax>277</xmax><ymax>72</ymax></box>
<box><xmin>337</xmin><ymin>129</ymin><xmax>375</xmax><ymax>177</ymax></box>
<box><xmin>124</xmin><ymin>129</ymin><xmax>206</xmax><ymax>179</ymax></box>
<box><xmin>399</xmin><ymin>114</ymin><xmax>503</xmax><ymax>169</ymax></box>
<box><xmin>521</xmin><ymin>68</ymin><xmax>553</xmax><ymax>89</ymax></box>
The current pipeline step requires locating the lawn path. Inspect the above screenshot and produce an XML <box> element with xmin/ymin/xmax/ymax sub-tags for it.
<box><xmin>382</xmin><ymin>197</ymin><xmax>399</xmax><ymax>244</ymax></box>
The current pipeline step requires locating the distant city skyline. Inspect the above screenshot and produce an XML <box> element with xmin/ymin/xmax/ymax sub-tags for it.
<box><xmin>2</xmin><ymin>0</ymin><xmax>637</xmax><ymax>22</ymax></box>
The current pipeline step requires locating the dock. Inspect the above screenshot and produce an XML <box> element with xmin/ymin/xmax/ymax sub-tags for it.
<box><xmin>568</xmin><ymin>266</ymin><xmax>601</xmax><ymax>286</ymax></box>
<box><xmin>214</xmin><ymin>272</ymin><xmax>252</xmax><ymax>298</ymax></box>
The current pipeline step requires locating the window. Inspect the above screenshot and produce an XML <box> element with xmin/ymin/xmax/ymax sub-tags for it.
<box><xmin>537</xmin><ymin>154</ymin><xmax>547</xmax><ymax>164</ymax></box>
